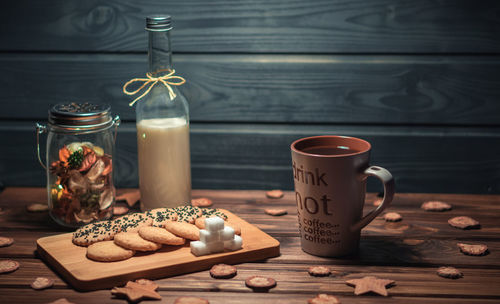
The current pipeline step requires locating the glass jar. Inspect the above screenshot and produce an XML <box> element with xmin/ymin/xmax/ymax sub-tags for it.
<box><xmin>36</xmin><ymin>102</ymin><xmax>120</xmax><ymax>228</ymax></box>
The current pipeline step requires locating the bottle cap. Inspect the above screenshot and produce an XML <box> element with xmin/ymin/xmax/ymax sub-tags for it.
<box><xmin>146</xmin><ymin>15</ymin><xmax>172</xmax><ymax>31</ymax></box>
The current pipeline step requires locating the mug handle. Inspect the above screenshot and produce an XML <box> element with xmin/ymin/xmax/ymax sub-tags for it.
<box><xmin>351</xmin><ymin>165</ymin><xmax>395</xmax><ymax>232</ymax></box>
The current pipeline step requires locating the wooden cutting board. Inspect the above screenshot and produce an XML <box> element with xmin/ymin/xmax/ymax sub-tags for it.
<box><xmin>37</xmin><ymin>209</ymin><xmax>280</xmax><ymax>291</ymax></box>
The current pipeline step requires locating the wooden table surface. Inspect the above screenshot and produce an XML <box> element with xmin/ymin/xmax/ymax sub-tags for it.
<box><xmin>0</xmin><ymin>187</ymin><xmax>499</xmax><ymax>303</ymax></box>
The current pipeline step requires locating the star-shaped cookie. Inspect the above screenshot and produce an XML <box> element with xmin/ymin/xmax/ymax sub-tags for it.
<box><xmin>111</xmin><ymin>281</ymin><xmax>161</xmax><ymax>302</ymax></box>
<box><xmin>345</xmin><ymin>276</ymin><xmax>395</xmax><ymax>296</ymax></box>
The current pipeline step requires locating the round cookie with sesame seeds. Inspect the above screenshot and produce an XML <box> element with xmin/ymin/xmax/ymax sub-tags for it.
<box><xmin>114</xmin><ymin>212</ymin><xmax>153</xmax><ymax>232</ymax></box>
<box><xmin>174</xmin><ymin>206</ymin><xmax>203</xmax><ymax>224</ymax></box>
<box><xmin>72</xmin><ymin>220</ymin><xmax>121</xmax><ymax>247</ymax></box>
<box><xmin>146</xmin><ymin>208</ymin><xmax>178</xmax><ymax>227</ymax></box>
<box><xmin>201</xmin><ymin>208</ymin><xmax>228</xmax><ymax>221</ymax></box>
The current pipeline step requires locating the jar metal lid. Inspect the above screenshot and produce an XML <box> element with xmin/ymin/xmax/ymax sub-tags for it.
<box><xmin>49</xmin><ymin>102</ymin><xmax>113</xmax><ymax>130</ymax></box>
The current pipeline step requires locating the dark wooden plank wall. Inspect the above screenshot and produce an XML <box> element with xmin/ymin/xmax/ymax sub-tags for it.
<box><xmin>0</xmin><ymin>0</ymin><xmax>499</xmax><ymax>193</ymax></box>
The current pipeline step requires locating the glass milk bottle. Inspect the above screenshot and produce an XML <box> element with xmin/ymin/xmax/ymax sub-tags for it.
<box><xmin>135</xmin><ymin>15</ymin><xmax>191</xmax><ymax>210</ymax></box>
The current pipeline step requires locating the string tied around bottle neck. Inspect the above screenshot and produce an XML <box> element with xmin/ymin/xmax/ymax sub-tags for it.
<box><xmin>123</xmin><ymin>69</ymin><xmax>186</xmax><ymax>107</ymax></box>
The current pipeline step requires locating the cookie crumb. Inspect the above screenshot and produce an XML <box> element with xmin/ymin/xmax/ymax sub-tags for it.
<box><xmin>384</xmin><ymin>212</ymin><xmax>402</xmax><ymax>222</ymax></box>
<box><xmin>174</xmin><ymin>296</ymin><xmax>209</xmax><ymax>304</ymax></box>
<box><xmin>264</xmin><ymin>208</ymin><xmax>287</xmax><ymax>216</ymax></box>
<box><xmin>0</xmin><ymin>236</ymin><xmax>14</xmax><ymax>248</ymax></box>
<box><xmin>245</xmin><ymin>276</ymin><xmax>277</xmax><ymax>292</ymax></box>
<box><xmin>421</xmin><ymin>201</ymin><xmax>452</xmax><ymax>212</ymax></box>
<box><xmin>47</xmin><ymin>299</ymin><xmax>76</xmax><ymax>304</ymax></box>
<box><xmin>457</xmin><ymin>243</ymin><xmax>488</xmax><ymax>256</ymax></box>
<box><xmin>210</xmin><ymin>264</ymin><xmax>237</xmax><ymax>279</ymax></box>
<box><xmin>0</xmin><ymin>259</ymin><xmax>20</xmax><ymax>274</ymax></box>
<box><xmin>266</xmin><ymin>190</ymin><xmax>284</xmax><ymax>199</ymax></box>
<box><xmin>308</xmin><ymin>266</ymin><xmax>331</xmax><ymax>277</ymax></box>
<box><xmin>113</xmin><ymin>205</ymin><xmax>129</xmax><ymax>216</ymax></box>
<box><xmin>448</xmin><ymin>216</ymin><xmax>480</xmax><ymax>229</ymax></box>
<box><xmin>191</xmin><ymin>198</ymin><xmax>213</xmax><ymax>207</ymax></box>
<box><xmin>437</xmin><ymin>266</ymin><xmax>463</xmax><ymax>279</ymax></box>
<box><xmin>31</xmin><ymin>277</ymin><xmax>54</xmax><ymax>290</ymax></box>
<box><xmin>26</xmin><ymin>203</ymin><xmax>49</xmax><ymax>212</ymax></box>
<box><xmin>308</xmin><ymin>294</ymin><xmax>341</xmax><ymax>304</ymax></box>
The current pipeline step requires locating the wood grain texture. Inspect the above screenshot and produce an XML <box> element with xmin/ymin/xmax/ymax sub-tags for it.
<box><xmin>4</xmin><ymin>260</ymin><xmax>500</xmax><ymax>298</ymax></box>
<box><xmin>0</xmin><ymin>289</ymin><xmax>499</xmax><ymax>304</ymax></box>
<box><xmin>1</xmin><ymin>0</ymin><xmax>499</xmax><ymax>53</ymax></box>
<box><xmin>2</xmin><ymin>54</ymin><xmax>500</xmax><ymax>125</ymax></box>
<box><xmin>2</xmin><ymin>189</ymin><xmax>500</xmax><ymax>268</ymax></box>
<box><xmin>3</xmin><ymin>231</ymin><xmax>500</xmax><ymax>269</ymax></box>
<box><xmin>1</xmin><ymin>188</ymin><xmax>500</xmax><ymax>303</ymax></box>
<box><xmin>1</xmin><ymin>122</ymin><xmax>499</xmax><ymax>193</ymax></box>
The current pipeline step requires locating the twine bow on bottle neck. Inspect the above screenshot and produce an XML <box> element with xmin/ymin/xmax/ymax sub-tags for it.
<box><xmin>123</xmin><ymin>69</ymin><xmax>186</xmax><ymax>106</ymax></box>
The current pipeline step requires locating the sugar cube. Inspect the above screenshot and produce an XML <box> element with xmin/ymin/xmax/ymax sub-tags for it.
<box><xmin>199</xmin><ymin>229</ymin><xmax>220</xmax><ymax>243</ymax></box>
<box><xmin>207</xmin><ymin>240</ymin><xmax>224</xmax><ymax>253</ymax></box>
<box><xmin>224</xmin><ymin>235</ymin><xmax>242</xmax><ymax>251</ymax></box>
<box><xmin>220</xmin><ymin>226</ymin><xmax>235</xmax><ymax>241</ymax></box>
<box><xmin>205</xmin><ymin>216</ymin><xmax>224</xmax><ymax>232</ymax></box>
<box><xmin>190</xmin><ymin>241</ymin><xmax>210</xmax><ymax>256</ymax></box>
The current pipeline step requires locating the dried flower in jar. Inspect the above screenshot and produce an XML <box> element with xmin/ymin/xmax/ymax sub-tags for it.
<box><xmin>50</xmin><ymin>142</ymin><xmax>114</xmax><ymax>225</ymax></box>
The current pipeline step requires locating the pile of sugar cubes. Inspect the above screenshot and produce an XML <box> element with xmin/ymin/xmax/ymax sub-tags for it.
<box><xmin>190</xmin><ymin>217</ymin><xmax>242</xmax><ymax>256</ymax></box>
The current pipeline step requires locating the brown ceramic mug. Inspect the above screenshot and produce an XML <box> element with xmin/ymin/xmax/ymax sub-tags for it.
<box><xmin>291</xmin><ymin>135</ymin><xmax>395</xmax><ymax>257</ymax></box>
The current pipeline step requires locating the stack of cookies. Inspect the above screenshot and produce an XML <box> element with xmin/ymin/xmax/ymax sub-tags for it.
<box><xmin>72</xmin><ymin>206</ymin><xmax>239</xmax><ymax>262</ymax></box>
